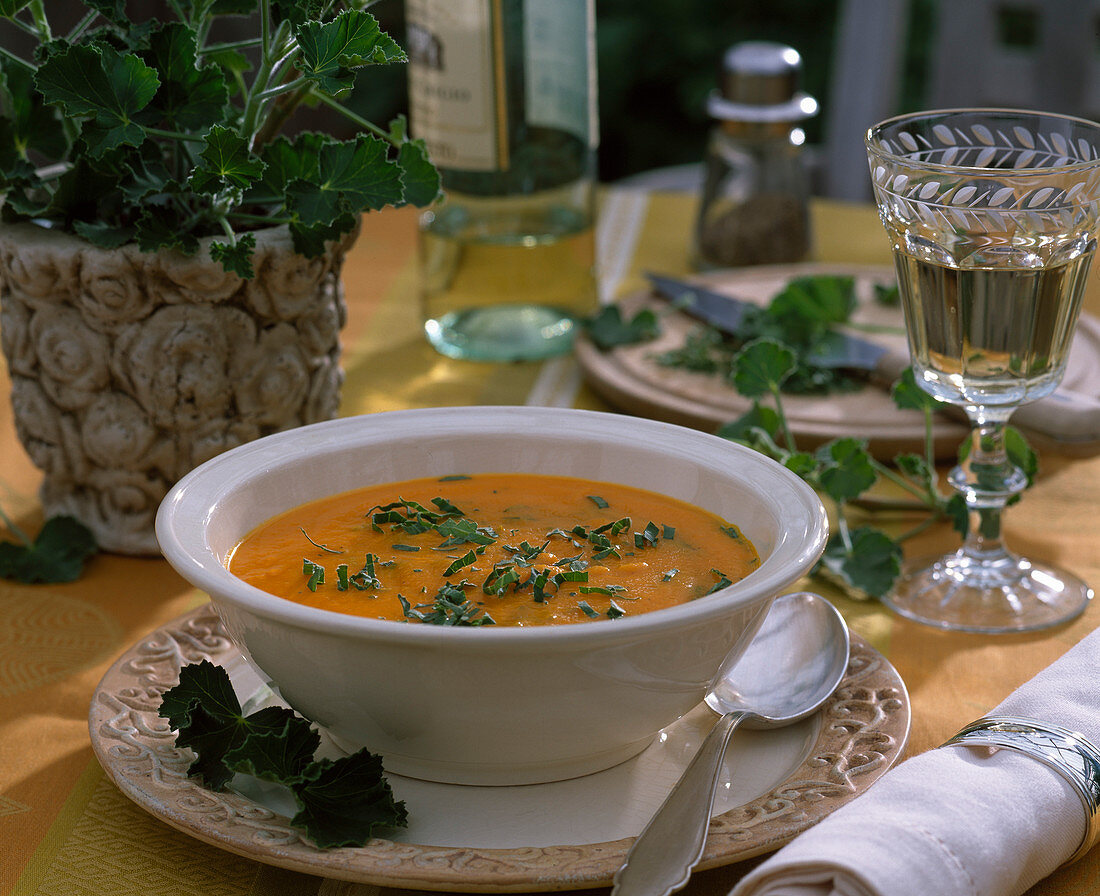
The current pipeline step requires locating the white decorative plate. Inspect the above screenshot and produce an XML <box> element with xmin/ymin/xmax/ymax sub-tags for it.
<box><xmin>89</xmin><ymin>604</ymin><xmax>910</xmax><ymax>892</ymax></box>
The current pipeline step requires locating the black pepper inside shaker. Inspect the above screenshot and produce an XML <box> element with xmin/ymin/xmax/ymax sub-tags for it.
<box><xmin>694</xmin><ymin>41</ymin><xmax>818</xmax><ymax>269</ymax></box>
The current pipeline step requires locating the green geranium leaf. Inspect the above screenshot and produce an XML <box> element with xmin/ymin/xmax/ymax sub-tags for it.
<box><xmin>296</xmin><ymin>9</ymin><xmax>406</xmax><ymax>95</ymax></box>
<box><xmin>224</xmin><ymin>717</ymin><xmax>321</xmax><ymax>783</ymax></box>
<box><xmin>1006</xmin><ymin>425</ymin><xmax>1039</xmax><ymax>486</ymax></box>
<box><xmin>291</xmin><ymin>749</ymin><xmax>408</xmax><ymax>848</ymax></box>
<box><xmin>285</xmin><ymin>133</ymin><xmax>403</xmax><ymax>225</ymax></box>
<box><xmin>271</xmin><ymin>0</ymin><xmax>324</xmax><ymax>25</ymax></box>
<box><xmin>0</xmin><ymin>61</ymin><xmax>68</xmax><ymax>164</ymax></box>
<box><xmin>891</xmin><ymin>367</ymin><xmax>941</xmax><ymax>413</ymax></box>
<box><xmin>141</xmin><ymin>22</ymin><xmax>230</xmax><ymax>132</ymax></box>
<box><xmin>83</xmin><ymin>0</ymin><xmax>129</xmax><ymax>23</ymax></box>
<box><xmin>210</xmin><ymin>232</ymin><xmax>256</xmax><ymax>278</ymax></box>
<box><xmin>730</xmin><ymin>338</ymin><xmax>797</xmax><ymax>398</ymax></box>
<box><xmin>716</xmin><ymin>402</ymin><xmax>782</xmax><ymax>443</ymax></box>
<box><xmin>0</xmin><ymin>515</ymin><xmax>98</xmax><ymax>584</ymax></box>
<box><xmin>135</xmin><ymin>201</ymin><xmax>201</xmax><ymax>255</ymax></box>
<box><xmin>583</xmin><ymin>304</ymin><xmax>659</xmax><ymax>350</ymax></box>
<box><xmin>289</xmin><ymin>212</ymin><xmax>357</xmax><ymax>258</ymax></box>
<box><xmin>894</xmin><ymin>452</ymin><xmax>935</xmax><ymax>492</ymax></box>
<box><xmin>821</xmin><ymin>526</ymin><xmax>902</xmax><ymax>599</ymax></box>
<box><xmin>249</xmin><ymin>132</ymin><xmax>325</xmax><ymax>204</ymax></box>
<box><xmin>784</xmin><ymin>450</ymin><xmax>820</xmax><ymax>479</ymax></box>
<box><xmin>119</xmin><ymin>153</ymin><xmax>175</xmax><ymax>203</ymax></box>
<box><xmin>767</xmin><ymin>275</ymin><xmax>856</xmax><ymax>343</ymax></box>
<box><xmin>74</xmin><ymin>219</ymin><xmax>136</xmax><ymax>249</ymax></box>
<box><xmin>159</xmin><ymin>660</ymin><xmax>300</xmax><ymax>791</ymax></box>
<box><xmin>190</xmin><ymin>124</ymin><xmax>265</xmax><ymax>192</ymax></box>
<box><xmin>397</xmin><ymin>138</ymin><xmax>442</xmax><ymax>207</ymax></box>
<box><xmin>35</xmin><ymin>42</ymin><xmax>160</xmax><ymax>157</ymax></box>
<box><xmin>817</xmin><ymin>437</ymin><xmax>876</xmax><ymax>504</ymax></box>
<box><xmin>945</xmin><ymin>493</ymin><xmax>969</xmax><ymax>537</ymax></box>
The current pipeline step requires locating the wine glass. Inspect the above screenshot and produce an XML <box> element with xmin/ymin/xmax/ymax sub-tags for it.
<box><xmin>865</xmin><ymin>108</ymin><xmax>1100</xmax><ymax>633</ymax></box>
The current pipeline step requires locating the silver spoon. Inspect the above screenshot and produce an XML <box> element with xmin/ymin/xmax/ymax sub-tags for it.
<box><xmin>610</xmin><ymin>591</ymin><xmax>850</xmax><ymax>896</ymax></box>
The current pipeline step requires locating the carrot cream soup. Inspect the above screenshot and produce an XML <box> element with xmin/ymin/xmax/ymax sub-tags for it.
<box><xmin>227</xmin><ymin>473</ymin><xmax>761</xmax><ymax>626</ymax></box>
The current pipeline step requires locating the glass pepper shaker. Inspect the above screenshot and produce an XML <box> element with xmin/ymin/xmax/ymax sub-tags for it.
<box><xmin>694</xmin><ymin>42</ymin><xmax>818</xmax><ymax>269</ymax></box>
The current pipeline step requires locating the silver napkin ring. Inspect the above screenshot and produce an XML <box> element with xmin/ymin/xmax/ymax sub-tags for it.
<box><xmin>944</xmin><ymin>715</ymin><xmax>1100</xmax><ymax>864</ymax></box>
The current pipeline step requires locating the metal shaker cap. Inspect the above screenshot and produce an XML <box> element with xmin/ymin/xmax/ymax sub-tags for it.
<box><xmin>707</xmin><ymin>41</ymin><xmax>818</xmax><ymax>123</ymax></box>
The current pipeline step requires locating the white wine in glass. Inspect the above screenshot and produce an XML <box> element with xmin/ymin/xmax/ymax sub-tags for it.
<box><xmin>866</xmin><ymin>108</ymin><xmax>1100</xmax><ymax>633</ymax></box>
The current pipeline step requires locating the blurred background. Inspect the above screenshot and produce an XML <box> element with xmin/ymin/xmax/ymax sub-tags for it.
<box><xmin>4</xmin><ymin>0</ymin><xmax>1098</xmax><ymax>200</ymax></box>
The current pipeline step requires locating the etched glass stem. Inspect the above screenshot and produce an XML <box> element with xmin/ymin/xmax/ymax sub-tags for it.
<box><xmin>948</xmin><ymin>411</ymin><xmax>1028</xmax><ymax>570</ymax></box>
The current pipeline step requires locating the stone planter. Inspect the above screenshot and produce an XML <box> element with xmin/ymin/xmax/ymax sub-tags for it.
<box><xmin>0</xmin><ymin>222</ymin><xmax>356</xmax><ymax>555</ymax></box>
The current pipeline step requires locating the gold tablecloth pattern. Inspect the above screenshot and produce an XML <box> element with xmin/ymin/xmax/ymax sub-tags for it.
<box><xmin>3</xmin><ymin>193</ymin><xmax>1100</xmax><ymax>895</ymax></box>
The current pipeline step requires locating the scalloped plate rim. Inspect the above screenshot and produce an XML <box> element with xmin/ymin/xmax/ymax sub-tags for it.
<box><xmin>89</xmin><ymin>604</ymin><xmax>911</xmax><ymax>892</ymax></box>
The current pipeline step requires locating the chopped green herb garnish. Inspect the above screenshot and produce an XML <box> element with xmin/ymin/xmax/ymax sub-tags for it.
<box><xmin>593</xmin><ymin>517</ymin><xmax>631</xmax><ymax>536</ymax></box>
<box><xmin>607</xmin><ymin>600</ymin><xmax>626</xmax><ymax>619</ymax></box>
<box><xmin>442</xmin><ymin>550</ymin><xmax>477</xmax><ymax>577</ymax></box>
<box><xmin>662</xmin><ymin>568</ymin><xmax>679</xmax><ymax>581</ymax></box>
<box><xmin>634</xmin><ymin>522</ymin><xmax>661</xmax><ymax>549</ymax></box>
<box><xmin>662</xmin><ymin>525</ymin><xmax>676</xmax><ymax>540</ymax></box>
<box><xmin>532</xmin><ymin>568</ymin><xmax>553</xmax><ymax>602</ymax></box>
<box><xmin>483</xmin><ymin>564</ymin><xmax>522</xmax><ymax>595</ymax></box>
<box><xmin>399</xmin><ymin>585</ymin><xmax>495</xmax><ymax>626</ymax></box>
<box><xmin>392</xmin><ymin>544</ymin><xmax>420</xmax><ymax>552</ymax></box>
<box><xmin>438</xmin><ymin>474</ymin><xmax>472</xmax><ymax>481</ymax></box>
<box><xmin>579</xmin><ymin>585</ymin><xmax>624</xmax><ymax>596</ymax></box>
<box><xmin>554</xmin><ymin>569</ymin><xmax>589</xmax><ymax>585</ymax></box>
<box><xmin>435</xmin><ymin>517</ymin><xmax>497</xmax><ymax>548</ymax></box>
<box><xmin>720</xmin><ymin>525</ymin><xmax>746</xmax><ymax>542</ymax></box>
<box><xmin>577</xmin><ymin>600</ymin><xmax>600</xmax><ymax>618</ymax></box>
<box><xmin>300</xmin><ymin>528</ymin><xmax>342</xmax><ymax>554</ymax></box>
<box><xmin>706</xmin><ymin>569</ymin><xmax>734</xmax><ymax>594</ymax></box>
<box><xmin>303</xmin><ymin>559</ymin><xmax>325</xmax><ymax>591</ymax></box>
<box><xmin>588</xmin><ymin>495</ymin><xmax>610</xmax><ymax>509</ymax></box>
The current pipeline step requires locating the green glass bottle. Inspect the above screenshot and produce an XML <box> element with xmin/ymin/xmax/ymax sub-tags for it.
<box><xmin>406</xmin><ymin>0</ymin><xmax>599</xmax><ymax>362</ymax></box>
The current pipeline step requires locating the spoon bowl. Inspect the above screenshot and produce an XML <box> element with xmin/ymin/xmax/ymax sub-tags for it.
<box><xmin>611</xmin><ymin>591</ymin><xmax>850</xmax><ymax>896</ymax></box>
<box><xmin>706</xmin><ymin>590</ymin><xmax>851</xmax><ymax>726</ymax></box>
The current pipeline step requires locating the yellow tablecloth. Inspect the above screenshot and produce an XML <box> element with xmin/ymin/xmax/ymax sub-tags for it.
<box><xmin>3</xmin><ymin>193</ymin><xmax>1100</xmax><ymax>895</ymax></box>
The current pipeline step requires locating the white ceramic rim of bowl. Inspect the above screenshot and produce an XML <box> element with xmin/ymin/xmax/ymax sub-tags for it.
<box><xmin>155</xmin><ymin>406</ymin><xmax>828</xmax><ymax>648</ymax></box>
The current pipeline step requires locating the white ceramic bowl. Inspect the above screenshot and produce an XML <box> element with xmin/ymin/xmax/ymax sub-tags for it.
<box><xmin>156</xmin><ymin>407</ymin><xmax>827</xmax><ymax>786</ymax></box>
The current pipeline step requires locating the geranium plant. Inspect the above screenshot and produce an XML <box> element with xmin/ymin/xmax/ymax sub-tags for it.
<box><xmin>0</xmin><ymin>0</ymin><xmax>439</xmax><ymax>277</ymax></box>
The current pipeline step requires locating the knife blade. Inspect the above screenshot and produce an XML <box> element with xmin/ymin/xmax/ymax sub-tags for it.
<box><xmin>645</xmin><ymin>272</ymin><xmax>894</xmax><ymax>372</ymax></box>
<box><xmin>643</xmin><ymin>271</ymin><xmax>1100</xmax><ymax>454</ymax></box>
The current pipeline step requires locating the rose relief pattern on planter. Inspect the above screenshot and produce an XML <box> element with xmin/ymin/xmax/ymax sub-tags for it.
<box><xmin>0</xmin><ymin>223</ymin><xmax>355</xmax><ymax>555</ymax></box>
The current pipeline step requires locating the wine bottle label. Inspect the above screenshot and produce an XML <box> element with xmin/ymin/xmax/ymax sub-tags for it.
<box><xmin>522</xmin><ymin>0</ymin><xmax>596</xmax><ymax>148</ymax></box>
<box><xmin>406</xmin><ymin>0</ymin><xmax>595</xmax><ymax>173</ymax></box>
<box><xmin>406</xmin><ymin>0</ymin><xmax>500</xmax><ymax>171</ymax></box>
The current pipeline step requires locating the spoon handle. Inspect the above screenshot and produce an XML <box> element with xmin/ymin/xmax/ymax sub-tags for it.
<box><xmin>611</xmin><ymin>710</ymin><xmax>748</xmax><ymax>896</ymax></box>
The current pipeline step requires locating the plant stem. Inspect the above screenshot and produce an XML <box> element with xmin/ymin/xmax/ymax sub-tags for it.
<box><xmin>143</xmin><ymin>127</ymin><xmax>208</xmax><ymax>144</ymax></box>
<box><xmin>0</xmin><ymin>46</ymin><xmax>34</xmax><ymax>71</ymax></box>
<box><xmin>870</xmin><ymin>457</ymin><xmax>936</xmax><ymax>504</ymax></box>
<box><xmin>239</xmin><ymin>4</ymin><xmax>293</xmax><ymax>149</ymax></box>
<box><xmin>315</xmin><ymin>91</ymin><xmax>393</xmax><ymax>142</ymax></box>
<box><xmin>203</xmin><ymin>37</ymin><xmax>264</xmax><ymax>54</ymax></box>
<box><xmin>228</xmin><ymin>211</ymin><xmax>293</xmax><ymax>225</ymax></box>
<box><xmin>66</xmin><ymin>9</ymin><xmax>98</xmax><ymax>42</ymax></box>
<box><xmin>3</xmin><ymin>14</ymin><xmax>40</xmax><ymax>38</ymax></box>
<box><xmin>27</xmin><ymin>1</ymin><xmax>51</xmax><ymax>39</ymax></box>
<box><xmin>256</xmin><ymin>77</ymin><xmax>311</xmax><ymax>102</ymax></box>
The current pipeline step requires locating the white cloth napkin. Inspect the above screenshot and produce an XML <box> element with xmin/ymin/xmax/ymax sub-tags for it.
<box><xmin>730</xmin><ymin>627</ymin><xmax>1100</xmax><ymax>896</ymax></box>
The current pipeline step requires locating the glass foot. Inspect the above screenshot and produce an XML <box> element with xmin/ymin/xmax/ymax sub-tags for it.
<box><xmin>883</xmin><ymin>550</ymin><xmax>1094</xmax><ymax>634</ymax></box>
<box><xmin>425</xmin><ymin>306</ymin><xmax>577</xmax><ymax>362</ymax></box>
